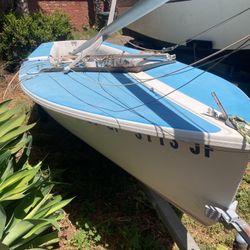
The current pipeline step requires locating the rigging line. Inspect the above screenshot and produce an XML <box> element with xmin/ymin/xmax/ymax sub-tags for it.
<box><xmin>185</xmin><ymin>7</ymin><xmax>250</xmax><ymax>46</ymax></box>
<box><xmin>67</xmin><ymin>73</ymin><xmax>141</xmax><ymax>110</ymax></box>
<box><xmin>139</xmin><ymin>35</ymin><xmax>250</xmax><ymax>83</ymax></box>
<box><xmin>133</xmin><ymin>41</ymin><xmax>250</xmax><ymax>101</ymax></box>
<box><xmin>69</xmin><ymin>72</ymin><xmax>166</xmax><ymax>137</ymax></box>
<box><xmin>69</xmin><ymin>44</ymin><xmax>242</xmax><ymax>88</ymax></box>
<box><xmin>127</xmin><ymin>39</ymin><xmax>178</xmax><ymax>53</ymax></box>
<box><xmin>132</xmin><ymin>40</ymin><xmax>250</xmax><ymax>85</ymax></box>
<box><xmin>68</xmin><ymin>39</ymin><xmax>250</xmax><ymax>90</ymax></box>
<box><xmin>123</xmin><ymin>36</ymin><xmax>250</xmax><ymax>86</ymax></box>
<box><xmin>72</xmin><ymin>34</ymin><xmax>250</xmax><ymax>85</ymax></box>
<box><xmin>66</xmin><ymin>68</ymin><xmax>202</xmax><ymax>113</ymax></box>
<box><xmin>70</xmin><ymin>70</ymin><xmax>155</xmax><ymax>109</ymax></box>
<box><xmin>106</xmin><ymin>38</ymin><xmax>250</xmax><ymax>113</ymax></box>
<box><xmin>95</xmin><ymin>68</ymin><xmax>166</xmax><ymax>132</ymax></box>
<box><xmin>69</xmin><ymin>71</ymin><xmax>172</xmax><ymax>136</ymax></box>
<box><xmin>20</xmin><ymin>63</ymin><xmax>48</xmax><ymax>75</ymax></box>
<box><xmin>48</xmin><ymin>74</ymin><xmax>120</xmax><ymax>114</ymax></box>
<box><xmin>47</xmin><ymin>74</ymin><xmax>122</xmax><ymax>128</ymax></box>
<box><xmin>54</xmin><ymin>71</ymin><xmax>173</xmax><ymax>137</ymax></box>
<box><xmin>65</xmin><ymin>39</ymin><xmax>250</xmax><ymax>116</ymax></box>
<box><xmin>83</xmin><ymin>69</ymin><xmax>177</xmax><ymax>137</ymax></box>
<box><xmin>98</xmin><ymin>70</ymin><xmax>208</xmax><ymax>135</ymax></box>
<box><xmin>80</xmin><ymin>71</ymin><xmax>164</xmax><ymax>134</ymax></box>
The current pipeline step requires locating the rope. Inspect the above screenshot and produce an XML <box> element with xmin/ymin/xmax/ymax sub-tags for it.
<box><xmin>2</xmin><ymin>70</ymin><xmax>19</xmax><ymax>101</ymax></box>
<box><xmin>229</xmin><ymin>117</ymin><xmax>250</xmax><ymax>144</ymax></box>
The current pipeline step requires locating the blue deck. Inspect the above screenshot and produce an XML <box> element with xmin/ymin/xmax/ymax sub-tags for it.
<box><xmin>20</xmin><ymin>42</ymin><xmax>250</xmax><ymax>133</ymax></box>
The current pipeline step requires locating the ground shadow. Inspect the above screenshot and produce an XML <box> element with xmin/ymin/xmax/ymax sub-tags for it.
<box><xmin>28</xmin><ymin>105</ymin><xmax>176</xmax><ymax>249</ymax></box>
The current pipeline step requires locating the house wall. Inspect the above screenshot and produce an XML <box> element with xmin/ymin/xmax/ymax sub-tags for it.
<box><xmin>27</xmin><ymin>0</ymin><xmax>90</xmax><ymax>30</ymax></box>
<box><xmin>23</xmin><ymin>0</ymin><xmax>139</xmax><ymax>31</ymax></box>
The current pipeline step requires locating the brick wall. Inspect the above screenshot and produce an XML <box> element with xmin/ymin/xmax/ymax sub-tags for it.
<box><xmin>27</xmin><ymin>0</ymin><xmax>90</xmax><ymax>30</ymax></box>
<box><xmin>26</xmin><ymin>0</ymin><xmax>139</xmax><ymax>31</ymax></box>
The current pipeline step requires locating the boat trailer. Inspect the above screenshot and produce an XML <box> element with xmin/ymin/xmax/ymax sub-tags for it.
<box><xmin>144</xmin><ymin>186</ymin><xmax>250</xmax><ymax>250</ymax></box>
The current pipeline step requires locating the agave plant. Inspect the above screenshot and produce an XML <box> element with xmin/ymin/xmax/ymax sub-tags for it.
<box><xmin>0</xmin><ymin>100</ymin><xmax>72</xmax><ymax>250</ymax></box>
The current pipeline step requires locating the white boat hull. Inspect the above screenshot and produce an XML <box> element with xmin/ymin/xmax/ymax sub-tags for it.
<box><xmin>20</xmin><ymin>40</ymin><xmax>250</xmax><ymax>226</ymax></box>
<box><xmin>46</xmin><ymin>108</ymin><xmax>249</xmax><ymax>225</ymax></box>
<box><xmin>128</xmin><ymin>0</ymin><xmax>250</xmax><ymax>50</ymax></box>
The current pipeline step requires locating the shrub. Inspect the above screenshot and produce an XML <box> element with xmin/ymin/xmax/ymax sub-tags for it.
<box><xmin>0</xmin><ymin>100</ymin><xmax>72</xmax><ymax>249</ymax></box>
<box><xmin>0</xmin><ymin>11</ymin><xmax>73</xmax><ymax>62</ymax></box>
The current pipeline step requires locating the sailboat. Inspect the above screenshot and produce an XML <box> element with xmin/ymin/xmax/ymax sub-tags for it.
<box><xmin>125</xmin><ymin>0</ymin><xmax>250</xmax><ymax>69</ymax></box>
<box><xmin>20</xmin><ymin>0</ymin><xmax>250</xmax><ymax>226</ymax></box>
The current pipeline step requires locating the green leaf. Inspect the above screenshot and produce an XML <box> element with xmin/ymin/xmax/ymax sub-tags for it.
<box><xmin>33</xmin><ymin>195</ymin><xmax>62</xmax><ymax>219</ymax></box>
<box><xmin>0</xmin><ymin>100</ymin><xmax>11</xmax><ymax>115</ymax></box>
<box><xmin>15</xmin><ymin>134</ymin><xmax>33</xmax><ymax>169</ymax></box>
<box><xmin>0</xmin><ymin>204</ymin><xmax>6</xmax><ymax>239</ymax></box>
<box><xmin>0</xmin><ymin>166</ymin><xmax>39</xmax><ymax>193</ymax></box>
<box><xmin>0</xmin><ymin>124</ymin><xmax>35</xmax><ymax>147</ymax></box>
<box><xmin>0</xmin><ymin>113</ymin><xmax>26</xmax><ymax>138</ymax></box>
<box><xmin>2</xmin><ymin>219</ymin><xmax>56</xmax><ymax>247</ymax></box>
<box><xmin>8</xmin><ymin>192</ymin><xmax>43</xmax><ymax>231</ymax></box>
<box><xmin>44</xmin><ymin>198</ymin><xmax>73</xmax><ymax>217</ymax></box>
<box><xmin>7</xmin><ymin>134</ymin><xmax>32</xmax><ymax>155</ymax></box>
<box><xmin>24</xmin><ymin>192</ymin><xmax>53</xmax><ymax>220</ymax></box>
<box><xmin>0</xmin><ymin>105</ymin><xmax>25</xmax><ymax>123</ymax></box>
<box><xmin>11</xmin><ymin>225</ymin><xmax>58</xmax><ymax>250</ymax></box>
<box><xmin>216</xmin><ymin>244</ymin><xmax>228</xmax><ymax>250</ymax></box>
<box><xmin>1</xmin><ymin>159</ymin><xmax>14</xmax><ymax>183</ymax></box>
<box><xmin>0</xmin><ymin>242</ymin><xmax>9</xmax><ymax>250</ymax></box>
<box><xmin>2</xmin><ymin>220</ymin><xmax>36</xmax><ymax>246</ymax></box>
<box><xmin>30</xmin><ymin>231</ymin><xmax>58</xmax><ymax>247</ymax></box>
<box><xmin>0</xmin><ymin>151</ymin><xmax>11</xmax><ymax>168</ymax></box>
<box><xmin>22</xmin><ymin>219</ymin><xmax>58</xmax><ymax>239</ymax></box>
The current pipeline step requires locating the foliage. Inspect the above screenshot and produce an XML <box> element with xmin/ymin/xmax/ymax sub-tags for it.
<box><xmin>70</xmin><ymin>222</ymin><xmax>102</xmax><ymax>250</ymax></box>
<box><xmin>73</xmin><ymin>26</ymin><xmax>98</xmax><ymax>41</ymax></box>
<box><xmin>0</xmin><ymin>100</ymin><xmax>72</xmax><ymax>250</ymax></box>
<box><xmin>0</xmin><ymin>11</ymin><xmax>73</xmax><ymax>63</ymax></box>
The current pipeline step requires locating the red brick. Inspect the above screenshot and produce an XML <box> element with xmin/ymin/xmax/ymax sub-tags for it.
<box><xmin>28</xmin><ymin>0</ymin><xmax>89</xmax><ymax>30</ymax></box>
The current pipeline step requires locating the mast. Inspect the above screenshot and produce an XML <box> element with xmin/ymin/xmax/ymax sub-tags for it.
<box><xmin>107</xmin><ymin>0</ymin><xmax>117</xmax><ymax>25</ymax></box>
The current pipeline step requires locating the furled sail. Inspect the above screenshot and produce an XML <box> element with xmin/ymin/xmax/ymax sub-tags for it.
<box><xmin>67</xmin><ymin>0</ymin><xmax>189</xmax><ymax>70</ymax></box>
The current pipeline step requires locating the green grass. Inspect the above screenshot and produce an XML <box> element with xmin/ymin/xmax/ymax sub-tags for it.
<box><xmin>69</xmin><ymin>223</ymin><xmax>103</xmax><ymax>250</ymax></box>
<box><xmin>72</xmin><ymin>26</ymin><xmax>123</xmax><ymax>41</ymax></box>
<box><xmin>72</xmin><ymin>26</ymin><xmax>98</xmax><ymax>40</ymax></box>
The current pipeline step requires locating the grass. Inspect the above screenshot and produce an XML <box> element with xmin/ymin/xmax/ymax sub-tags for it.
<box><xmin>0</xmin><ymin>32</ymin><xmax>249</xmax><ymax>248</ymax></box>
<box><xmin>72</xmin><ymin>26</ymin><xmax>99</xmax><ymax>40</ymax></box>
<box><xmin>72</xmin><ymin>26</ymin><xmax>126</xmax><ymax>45</ymax></box>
